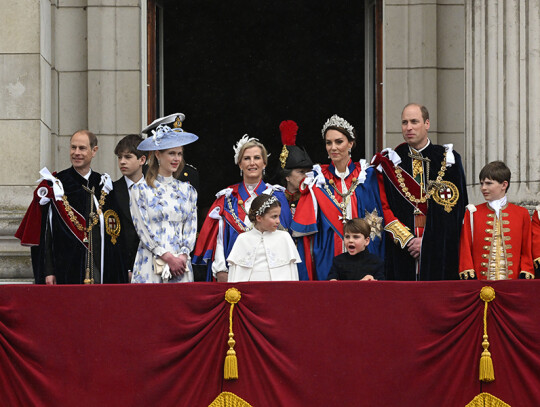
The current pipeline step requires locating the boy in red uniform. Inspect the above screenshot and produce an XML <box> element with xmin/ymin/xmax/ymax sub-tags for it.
<box><xmin>459</xmin><ymin>161</ymin><xmax>534</xmax><ymax>280</ymax></box>
<box><xmin>531</xmin><ymin>206</ymin><xmax>540</xmax><ymax>273</ymax></box>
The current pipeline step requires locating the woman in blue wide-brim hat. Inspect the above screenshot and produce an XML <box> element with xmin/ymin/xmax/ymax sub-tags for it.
<box><xmin>130</xmin><ymin>124</ymin><xmax>198</xmax><ymax>283</ymax></box>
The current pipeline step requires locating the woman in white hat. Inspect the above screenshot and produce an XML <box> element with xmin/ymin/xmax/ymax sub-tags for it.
<box><xmin>193</xmin><ymin>135</ymin><xmax>292</xmax><ymax>282</ymax></box>
<box><xmin>130</xmin><ymin>125</ymin><xmax>198</xmax><ymax>283</ymax></box>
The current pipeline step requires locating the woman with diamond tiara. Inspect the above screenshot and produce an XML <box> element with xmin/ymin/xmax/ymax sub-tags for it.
<box><xmin>193</xmin><ymin>135</ymin><xmax>292</xmax><ymax>282</ymax></box>
<box><xmin>291</xmin><ymin>115</ymin><xmax>385</xmax><ymax>281</ymax></box>
<box><xmin>227</xmin><ymin>194</ymin><xmax>300</xmax><ymax>282</ymax></box>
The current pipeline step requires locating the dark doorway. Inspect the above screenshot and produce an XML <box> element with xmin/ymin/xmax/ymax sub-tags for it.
<box><xmin>154</xmin><ymin>1</ymin><xmax>372</xmax><ymax>212</ymax></box>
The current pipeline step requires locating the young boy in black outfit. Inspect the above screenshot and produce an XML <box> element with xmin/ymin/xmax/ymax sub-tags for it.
<box><xmin>327</xmin><ymin>218</ymin><xmax>385</xmax><ymax>281</ymax></box>
<box><xmin>113</xmin><ymin>134</ymin><xmax>147</xmax><ymax>282</ymax></box>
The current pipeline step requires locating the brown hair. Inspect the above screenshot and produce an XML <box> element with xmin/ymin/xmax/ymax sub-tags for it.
<box><xmin>237</xmin><ymin>140</ymin><xmax>269</xmax><ymax>166</ymax></box>
<box><xmin>114</xmin><ymin>134</ymin><xmax>146</xmax><ymax>159</ymax></box>
<box><xmin>402</xmin><ymin>103</ymin><xmax>430</xmax><ymax>122</ymax></box>
<box><xmin>323</xmin><ymin>126</ymin><xmax>357</xmax><ymax>150</ymax></box>
<box><xmin>145</xmin><ymin>147</ymin><xmax>185</xmax><ymax>188</ymax></box>
<box><xmin>479</xmin><ymin>161</ymin><xmax>511</xmax><ymax>192</ymax></box>
<box><xmin>72</xmin><ymin>129</ymin><xmax>98</xmax><ymax>148</ymax></box>
<box><xmin>248</xmin><ymin>194</ymin><xmax>281</xmax><ymax>223</ymax></box>
<box><xmin>343</xmin><ymin>218</ymin><xmax>371</xmax><ymax>239</ymax></box>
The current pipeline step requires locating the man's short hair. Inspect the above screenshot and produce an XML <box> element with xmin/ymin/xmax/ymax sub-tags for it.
<box><xmin>72</xmin><ymin>130</ymin><xmax>98</xmax><ymax>148</ymax></box>
<box><xmin>403</xmin><ymin>103</ymin><xmax>430</xmax><ymax>122</ymax></box>
<box><xmin>343</xmin><ymin>218</ymin><xmax>371</xmax><ymax>239</ymax></box>
<box><xmin>114</xmin><ymin>134</ymin><xmax>145</xmax><ymax>158</ymax></box>
<box><xmin>479</xmin><ymin>161</ymin><xmax>511</xmax><ymax>191</ymax></box>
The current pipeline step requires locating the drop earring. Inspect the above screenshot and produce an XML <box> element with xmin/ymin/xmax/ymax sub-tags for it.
<box><xmin>240</xmin><ymin>169</ymin><xmax>243</xmax><ymax>177</ymax></box>
<box><xmin>263</xmin><ymin>168</ymin><xmax>266</xmax><ymax>177</ymax></box>
<box><xmin>348</xmin><ymin>149</ymin><xmax>352</xmax><ymax>156</ymax></box>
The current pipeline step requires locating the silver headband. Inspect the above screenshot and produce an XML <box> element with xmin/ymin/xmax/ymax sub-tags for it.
<box><xmin>255</xmin><ymin>196</ymin><xmax>278</xmax><ymax>216</ymax></box>
<box><xmin>321</xmin><ymin>115</ymin><xmax>355</xmax><ymax>139</ymax></box>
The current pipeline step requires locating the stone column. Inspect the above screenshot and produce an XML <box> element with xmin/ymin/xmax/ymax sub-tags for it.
<box><xmin>0</xmin><ymin>0</ymin><xmax>53</xmax><ymax>282</ymax></box>
<box><xmin>465</xmin><ymin>0</ymin><xmax>540</xmax><ymax>205</ymax></box>
<box><xmin>384</xmin><ymin>1</ymin><xmax>465</xmax><ymax>158</ymax></box>
<box><xmin>86</xmin><ymin>0</ymin><xmax>142</xmax><ymax>178</ymax></box>
<box><xmin>0</xmin><ymin>0</ymin><xmax>144</xmax><ymax>282</ymax></box>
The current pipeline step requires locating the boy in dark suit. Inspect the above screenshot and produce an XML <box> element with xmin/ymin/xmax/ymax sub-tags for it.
<box><xmin>327</xmin><ymin>218</ymin><xmax>385</xmax><ymax>281</ymax></box>
<box><xmin>113</xmin><ymin>134</ymin><xmax>147</xmax><ymax>281</ymax></box>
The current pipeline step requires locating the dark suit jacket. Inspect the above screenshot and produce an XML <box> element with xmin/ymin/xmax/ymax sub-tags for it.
<box><xmin>113</xmin><ymin>177</ymin><xmax>140</xmax><ymax>273</ymax></box>
<box><xmin>177</xmin><ymin>163</ymin><xmax>199</xmax><ymax>196</ymax></box>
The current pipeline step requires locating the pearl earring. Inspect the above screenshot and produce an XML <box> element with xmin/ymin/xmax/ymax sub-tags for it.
<box><xmin>240</xmin><ymin>169</ymin><xmax>243</xmax><ymax>177</ymax></box>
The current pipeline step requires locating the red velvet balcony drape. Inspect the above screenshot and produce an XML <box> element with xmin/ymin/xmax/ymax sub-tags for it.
<box><xmin>1</xmin><ymin>281</ymin><xmax>540</xmax><ymax>406</ymax></box>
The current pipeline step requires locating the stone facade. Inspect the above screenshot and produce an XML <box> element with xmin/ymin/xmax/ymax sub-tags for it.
<box><xmin>0</xmin><ymin>0</ymin><xmax>538</xmax><ymax>282</ymax></box>
<box><xmin>0</xmin><ymin>0</ymin><xmax>143</xmax><ymax>282</ymax></box>
<box><xmin>384</xmin><ymin>0</ymin><xmax>466</xmax><ymax>162</ymax></box>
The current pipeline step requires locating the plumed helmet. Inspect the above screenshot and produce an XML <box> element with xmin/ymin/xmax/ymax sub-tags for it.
<box><xmin>278</xmin><ymin>120</ymin><xmax>314</xmax><ymax>170</ymax></box>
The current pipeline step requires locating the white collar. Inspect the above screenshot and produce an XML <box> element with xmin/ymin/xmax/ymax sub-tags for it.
<box><xmin>245</xmin><ymin>183</ymin><xmax>257</xmax><ymax>191</ymax></box>
<box><xmin>124</xmin><ymin>175</ymin><xmax>143</xmax><ymax>189</ymax></box>
<box><xmin>78</xmin><ymin>169</ymin><xmax>92</xmax><ymax>180</ymax></box>
<box><xmin>409</xmin><ymin>139</ymin><xmax>431</xmax><ymax>154</ymax></box>
<box><xmin>335</xmin><ymin>166</ymin><xmax>350</xmax><ymax>179</ymax></box>
<box><xmin>488</xmin><ymin>196</ymin><xmax>507</xmax><ymax>217</ymax></box>
<box><xmin>157</xmin><ymin>174</ymin><xmax>174</xmax><ymax>183</ymax></box>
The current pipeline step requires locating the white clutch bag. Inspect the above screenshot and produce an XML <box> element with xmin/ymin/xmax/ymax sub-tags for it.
<box><xmin>153</xmin><ymin>256</ymin><xmax>167</xmax><ymax>275</ymax></box>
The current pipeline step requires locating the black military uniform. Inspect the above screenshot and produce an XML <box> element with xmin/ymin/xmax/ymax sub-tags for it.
<box><xmin>18</xmin><ymin>167</ymin><xmax>127</xmax><ymax>284</ymax></box>
<box><xmin>278</xmin><ymin>120</ymin><xmax>314</xmax><ymax>214</ymax></box>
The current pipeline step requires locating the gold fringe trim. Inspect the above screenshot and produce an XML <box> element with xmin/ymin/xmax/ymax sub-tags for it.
<box><xmin>479</xmin><ymin>286</ymin><xmax>495</xmax><ymax>382</ymax></box>
<box><xmin>520</xmin><ymin>270</ymin><xmax>535</xmax><ymax>279</ymax></box>
<box><xmin>209</xmin><ymin>391</ymin><xmax>253</xmax><ymax>407</ymax></box>
<box><xmin>459</xmin><ymin>269</ymin><xmax>476</xmax><ymax>280</ymax></box>
<box><xmin>224</xmin><ymin>288</ymin><xmax>241</xmax><ymax>380</ymax></box>
<box><xmin>465</xmin><ymin>392</ymin><xmax>510</xmax><ymax>407</ymax></box>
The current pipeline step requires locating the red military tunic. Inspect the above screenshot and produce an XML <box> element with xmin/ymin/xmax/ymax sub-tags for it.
<box><xmin>531</xmin><ymin>209</ymin><xmax>540</xmax><ymax>271</ymax></box>
<box><xmin>459</xmin><ymin>202</ymin><xmax>534</xmax><ymax>280</ymax></box>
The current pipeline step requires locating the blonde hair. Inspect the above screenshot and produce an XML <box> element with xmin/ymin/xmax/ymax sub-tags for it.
<box><xmin>237</xmin><ymin>140</ymin><xmax>269</xmax><ymax>166</ymax></box>
<box><xmin>145</xmin><ymin>148</ymin><xmax>184</xmax><ymax>188</ymax></box>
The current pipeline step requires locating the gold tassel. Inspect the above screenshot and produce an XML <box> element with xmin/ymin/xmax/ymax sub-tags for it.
<box><xmin>224</xmin><ymin>288</ymin><xmax>241</xmax><ymax>380</ymax></box>
<box><xmin>479</xmin><ymin>286</ymin><xmax>496</xmax><ymax>382</ymax></box>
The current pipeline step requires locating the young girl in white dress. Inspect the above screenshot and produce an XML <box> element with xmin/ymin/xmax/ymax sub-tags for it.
<box><xmin>130</xmin><ymin>124</ymin><xmax>198</xmax><ymax>283</ymax></box>
<box><xmin>226</xmin><ymin>194</ymin><xmax>301</xmax><ymax>282</ymax></box>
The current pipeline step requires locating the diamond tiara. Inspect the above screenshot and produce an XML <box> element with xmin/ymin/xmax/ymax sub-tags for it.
<box><xmin>321</xmin><ymin>115</ymin><xmax>355</xmax><ymax>139</ymax></box>
<box><xmin>255</xmin><ymin>196</ymin><xmax>279</xmax><ymax>216</ymax></box>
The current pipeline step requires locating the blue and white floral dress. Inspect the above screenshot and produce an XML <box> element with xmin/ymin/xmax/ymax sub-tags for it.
<box><xmin>129</xmin><ymin>175</ymin><xmax>197</xmax><ymax>283</ymax></box>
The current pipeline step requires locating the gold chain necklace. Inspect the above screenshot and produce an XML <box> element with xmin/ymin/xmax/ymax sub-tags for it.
<box><xmin>62</xmin><ymin>189</ymin><xmax>108</xmax><ymax>233</ymax></box>
<box><xmin>323</xmin><ymin>178</ymin><xmax>359</xmax><ymax>223</ymax></box>
<box><xmin>394</xmin><ymin>152</ymin><xmax>447</xmax><ymax>204</ymax></box>
<box><xmin>226</xmin><ymin>196</ymin><xmax>252</xmax><ymax>232</ymax></box>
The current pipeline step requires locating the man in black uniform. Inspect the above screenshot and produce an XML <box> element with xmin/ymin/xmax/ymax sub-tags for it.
<box><xmin>277</xmin><ymin>120</ymin><xmax>313</xmax><ymax>215</ymax></box>
<box><xmin>372</xmin><ymin>104</ymin><xmax>468</xmax><ymax>281</ymax></box>
<box><xmin>16</xmin><ymin>130</ymin><xmax>127</xmax><ymax>284</ymax></box>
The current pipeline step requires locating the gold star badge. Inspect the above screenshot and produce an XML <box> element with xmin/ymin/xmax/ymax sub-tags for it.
<box><xmin>364</xmin><ymin>208</ymin><xmax>383</xmax><ymax>240</ymax></box>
